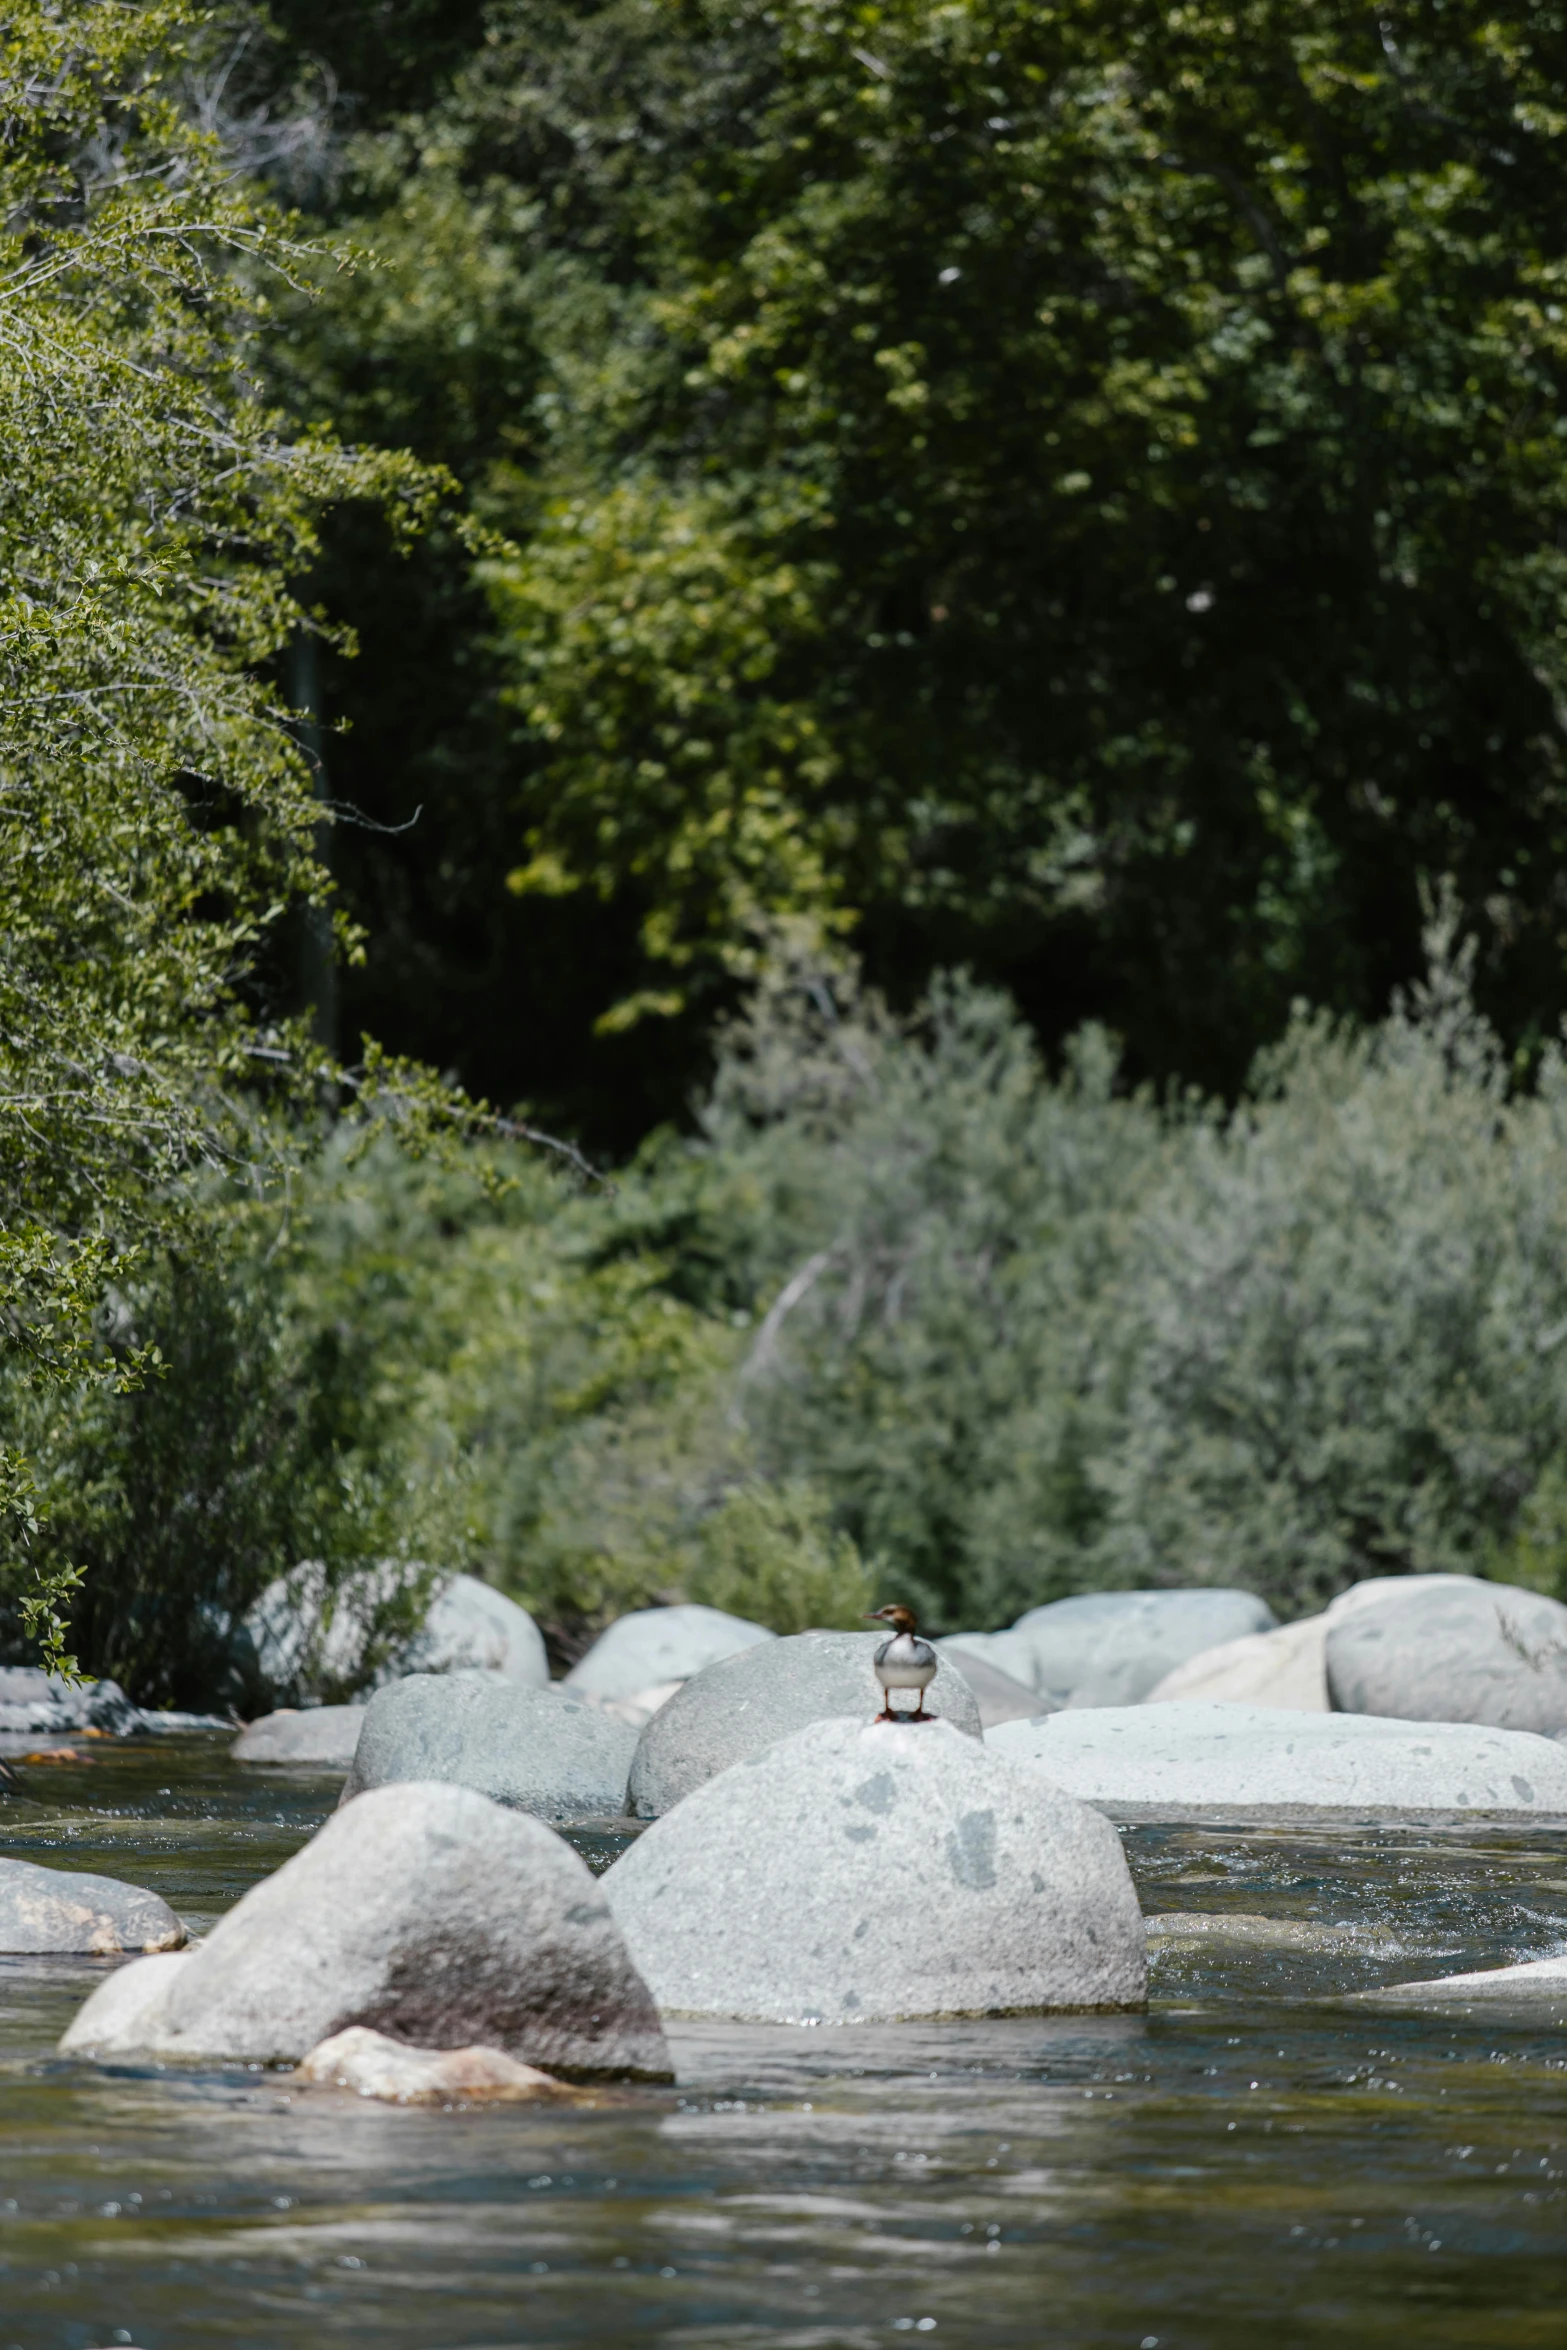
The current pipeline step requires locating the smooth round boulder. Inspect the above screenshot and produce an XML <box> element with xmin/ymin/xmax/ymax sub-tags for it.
<box><xmin>1324</xmin><ymin>1572</ymin><xmax>1487</xmax><ymax>1622</ymax></box>
<box><xmin>1145</xmin><ymin>1615</ymin><xmax>1329</xmax><ymax>1710</ymax></box>
<box><xmin>340</xmin><ymin>1674</ymin><xmax>637</xmax><ymax>1821</ymax></box>
<box><xmin>992</xmin><ymin>1700</ymin><xmax>1567</xmax><ymax>1821</ymax></box>
<box><xmin>564</xmin><ymin>1603</ymin><xmax>773</xmax><ymax>1703</ymax></box>
<box><xmin>938</xmin><ymin>1626</ymin><xmax>1049</xmax><ymax>1692</ymax></box>
<box><xmin>0</xmin><ymin>1857</ymin><xmax>184</xmax><ymax>1954</ymax></box>
<box><xmin>627</xmin><ymin>1630</ymin><xmax>982</xmax><ymax>1819</ymax></box>
<box><xmin>934</xmin><ymin>1640</ymin><xmax>1045</xmax><ymax>1727</ymax></box>
<box><xmin>1005</xmin><ymin>1589</ymin><xmax>1276</xmax><ymax>1707</ymax></box>
<box><xmin>59</xmin><ymin>1779</ymin><xmax>670</xmax><ymax>2077</ymax></box>
<box><xmin>242</xmin><ymin>1563</ymin><xmax>549</xmax><ymax>1706</ymax></box>
<box><xmin>231</xmin><ymin>1707</ymin><xmax>365</xmax><ymax>1766</ymax></box>
<box><xmin>399</xmin><ymin>1573</ymin><xmax>549</xmax><ymax>1686</ymax></box>
<box><xmin>1324</xmin><ymin>1580</ymin><xmax>1567</xmax><ymax>1734</ymax></box>
<box><xmin>603</xmin><ymin>1715</ymin><xmax>1145</xmax><ymax>2022</ymax></box>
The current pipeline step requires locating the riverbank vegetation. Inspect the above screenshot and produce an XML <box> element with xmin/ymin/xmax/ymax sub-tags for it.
<box><xmin>5</xmin><ymin>0</ymin><xmax>1567</xmax><ymax>1693</ymax></box>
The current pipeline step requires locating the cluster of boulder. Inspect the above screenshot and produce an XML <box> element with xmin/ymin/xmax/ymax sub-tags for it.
<box><xmin>16</xmin><ymin>1566</ymin><xmax>1567</xmax><ymax>2084</ymax></box>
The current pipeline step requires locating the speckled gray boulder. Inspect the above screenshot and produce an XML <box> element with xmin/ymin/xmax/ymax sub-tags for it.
<box><xmin>626</xmin><ymin>1630</ymin><xmax>982</xmax><ymax>1819</ymax></box>
<box><xmin>0</xmin><ymin>1857</ymin><xmax>185</xmax><ymax>1954</ymax></box>
<box><xmin>0</xmin><ymin>1667</ymin><xmax>140</xmax><ymax>1738</ymax></box>
<box><xmin>1006</xmin><ymin>1590</ymin><xmax>1277</xmax><ymax>1707</ymax></box>
<box><xmin>232</xmin><ymin>1707</ymin><xmax>365</xmax><ymax>1767</ymax></box>
<box><xmin>992</xmin><ymin>1700</ymin><xmax>1567</xmax><ymax>1821</ymax></box>
<box><xmin>1324</xmin><ymin>1580</ymin><xmax>1567</xmax><ymax>1735</ymax></box>
<box><xmin>564</xmin><ymin>1604</ymin><xmax>773</xmax><ymax>1703</ymax></box>
<box><xmin>340</xmin><ymin>1674</ymin><xmax>637</xmax><ymax>1821</ymax></box>
<box><xmin>604</xmin><ymin>1716</ymin><xmax>1145</xmax><ymax>2022</ymax></box>
<box><xmin>59</xmin><ymin>1780</ymin><xmax>669</xmax><ymax>2077</ymax></box>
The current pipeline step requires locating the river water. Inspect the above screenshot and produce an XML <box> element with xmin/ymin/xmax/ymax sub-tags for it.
<box><xmin>0</xmin><ymin>1734</ymin><xmax>1563</xmax><ymax>2348</ymax></box>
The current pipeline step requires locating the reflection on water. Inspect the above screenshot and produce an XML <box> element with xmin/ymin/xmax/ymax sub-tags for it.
<box><xmin>0</xmin><ymin>1737</ymin><xmax>1563</xmax><ymax>2347</ymax></box>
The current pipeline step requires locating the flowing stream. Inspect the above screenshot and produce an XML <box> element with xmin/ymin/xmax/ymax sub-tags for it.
<box><xmin>0</xmin><ymin>1733</ymin><xmax>1563</xmax><ymax>2347</ymax></box>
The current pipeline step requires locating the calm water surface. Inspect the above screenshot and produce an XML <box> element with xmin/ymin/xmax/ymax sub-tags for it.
<box><xmin>0</xmin><ymin>1735</ymin><xmax>1563</xmax><ymax>2348</ymax></box>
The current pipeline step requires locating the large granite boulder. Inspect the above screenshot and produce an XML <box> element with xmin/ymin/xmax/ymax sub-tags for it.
<box><xmin>1145</xmin><ymin>1615</ymin><xmax>1330</xmax><ymax>1710</ymax></box>
<box><xmin>627</xmin><ymin>1630</ymin><xmax>982</xmax><ymax>1819</ymax></box>
<box><xmin>0</xmin><ymin>1667</ymin><xmax>140</xmax><ymax>1739</ymax></box>
<box><xmin>340</xmin><ymin>1674</ymin><xmax>637</xmax><ymax>1821</ymax></box>
<box><xmin>1004</xmin><ymin>1589</ymin><xmax>1277</xmax><ymax>1707</ymax></box>
<box><xmin>231</xmin><ymin>1707</ymin><xmax>365</xmax><ymax>1767</ymax></box>
<box><xmin>933</xmin><ymin>1640</ymin><xmax>1044</xmax><ymax>1727</ymax></box>
<box><xmin>564</xmin><ymin>1604</ymin><xmax>773</xmax><ymax>1704</ymax></box>
<box><xmin>59</xmin><ymin>1780</ymin><xmax>669</xmax><ymax>2078</ymax></box>
<box><xmin>0</xmin><ymin>1857</ymin><xmax>185</xmax><ymax>1954</ymax></box>
<box><xmin>1324</xmin><ymin>1580</ymin><xmax>1567</xmax><ymax>1734</ymax></box>
<box><xmin>400</xmin><ymin>1574</ymin><xmax>549</xmax><ymax>1685</ymax></box>
<box><xmin>242</xmin><ymin>1565</ymin><xmax>548</xmax><ymax>1707</ymax></box>
<box><xmin>1324</xmin><ymin>1572</ymin><xmax>1487</xmax><ymax>1622</ymax></box>
<box><xmin>604</xmin><ymin>1716</ymin><xmax>1145</xmax><ymax>2022</ymax></box>
<box><xmin>992</xmin><ymin>1700</ymin><xmax>1567</xmax><ymax>1820</ymax></box>
<box><xmin>938</xmin><ymin>1627</ymin><xmax>1048</xmax><ymax>1693</ymax></box>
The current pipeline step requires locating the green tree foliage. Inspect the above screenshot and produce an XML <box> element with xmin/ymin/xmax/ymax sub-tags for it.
<box><xmin>0</xmin><ymin>1</ymin><xmax>448</xmax><ymax>1653</ymax></box>
<box><xmin>279</xmin><ymin>0</ymin><xmax>1567</xmax><ymax>1119</ymax></box>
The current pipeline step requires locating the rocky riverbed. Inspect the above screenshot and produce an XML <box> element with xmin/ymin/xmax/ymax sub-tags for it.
<box><xmin>0</xmin><ymin>1732</ymin><xmax>1563</xmax><ymax>2347</ymax></box>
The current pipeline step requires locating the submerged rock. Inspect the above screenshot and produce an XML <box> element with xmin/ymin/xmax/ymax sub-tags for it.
<box><xmin>627</xmin><ymin>1629</ymin><xmax>982</xmax><ymax>1819</ymax></box>
<box><xmin>992</xmin><ymin>1701</ymin><xmax>1567</xmax><ymax>1819</ymax></box>
<box><xmin>604</xmin><ymin>1715</ymin><xmax>1145</xmax><ymax>2022</ymax></box>
<box><xmin>231</xmin><ymin>1708</ymin><xmax>365</xmax><ymax>1767</ymax></box>
<box><xmin>563</xmin><ymin>1604</ymin><xmax>773</xmax><ymax>1703</ymax></box>
<box><xmin>0</xmin><ymin>1668</ymin><xmax>140</xmax><ymax>1739</ymax></box>
<box><xmin>59</xmin><ymin>1780</ymin><xmax>670</xmax><ymax>2077</ymax></box>
<box><xmin>340</xmin><ymin>1675</ymin><xmax>637</xmax><ymax>1821</ymax></box>
<box><xmin>0</xmin><ymin>1857</ymin><xmax>185</xmax><ymax>1954</ymax></box>
<box><xmin>1004</xmin><ymin>1590</ymin><xmax>1276</xmax><ymax>1708</ymax></box>
<box><xmin>1324</xmin><ymin>1580</ymin><xmax>1567</xmax><ymax>1735</ymax></box>
<box><xmin>1359</xmin><ymin>1953</ymin><xmax>1567</xmax><ymax>2013</ymax></box>
<box><xmin>1145</xmin><ymin>1615</ymin><xmax>1330</xmax><ymax>1710</ymax></box>
<box><xmin>295</xmin><ymin>2024</ymin><xmax>567</xmax><ymax>2104</ymax></box>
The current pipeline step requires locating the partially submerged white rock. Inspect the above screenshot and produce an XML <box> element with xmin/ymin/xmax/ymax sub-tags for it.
<box><xmin>1359</xmin><ymin>1953</ymin><xmax>1567</xmax><ymax>2013</ymax></box>
<box><xmin>1004</xmin><ymin>1589</ymin><xmax>1276</xmax><ymax>1708</ymax></box>
<box><xmin>604</xmin><ymin>1715</ymin><xmax>1145</xmax><ymax>2023</ymax></box>
<box><xmin>231</xmin><ymin>1707</ymin><xmax>364</xmax><ymax>1766</ymax></box>
<box><xmin>295</xmin><ymin>2024</ymin><xmax>567</xmax><ymax>2104</ymax></box>
<box><xmin>991</xmin><ymin>1701</ymin><xmax>1567</xmax><ymax>1821</ymax></box>
<box><xmin>60</xmin><ymin>1780</ymin><xmax>669</xmax><ymax>2078</ymax></box>
<box><xmin>0</xmin><ymin>1857</ymin><xmax>184</xmax><ymax>1954</ymax></box>
<box><xmin>340</xmin><ymin>1674</ymin><xmax>637</xmax><ymax>1821</ymax></box>
<box><xmin>627</xmin><ymin>1630</ymin><xmax>981</xmax><ymax>1819</ymax></box>
<box><xmin>563</xmin><ymin>1604</ymin><xmax>773</xmax><ymax>1704</ymax></box>
<box><xmin>1145</xmin><ymin>1615</ymin><xmax>1329</xmax><ymax>1710</ymax></box>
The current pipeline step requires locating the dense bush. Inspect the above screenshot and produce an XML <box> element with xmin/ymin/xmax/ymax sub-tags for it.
<box><xmin>20</xmin><ymin>915</ymin><xmax>1566</xmax><ymax>1691</ymax></box>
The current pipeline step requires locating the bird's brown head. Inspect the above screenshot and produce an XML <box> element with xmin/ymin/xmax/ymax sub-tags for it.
<box><xmin>866</xmin><ymin>1603</ymin><xmax>919</xmax><ymax>1635</ymax></box>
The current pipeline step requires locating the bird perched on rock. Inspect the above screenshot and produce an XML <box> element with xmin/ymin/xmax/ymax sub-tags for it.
<box><xmin>865</xmin><ymin>1604</ymin><xmax>939</xmax><ymax>1724</ymax></box>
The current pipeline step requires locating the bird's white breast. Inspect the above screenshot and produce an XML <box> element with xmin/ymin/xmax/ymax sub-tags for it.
<box><xmin>875</xmin><ymin>1633</ymin><xmax>937</xmax><ymax>1690</ymax></box>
